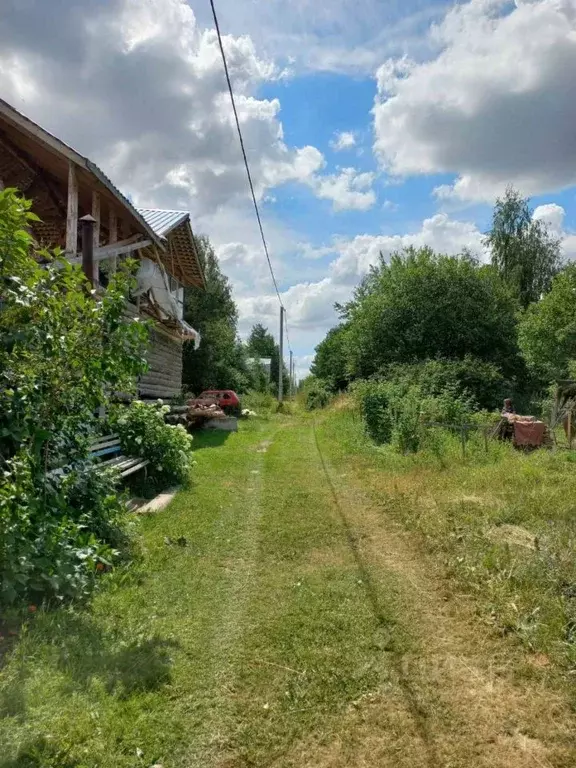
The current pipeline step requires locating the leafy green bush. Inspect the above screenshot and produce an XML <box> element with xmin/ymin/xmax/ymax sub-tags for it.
<box><xmin>0</xmin><ymin>188</ymin><xmax>149</xmax><ymax>606</ymax></box>
<box><xmin>341</xmin><ymin>247</ymin><xmax>521</xmax><ymax>382</ymax></box>
<box><xmin>382</xmin><ymin>357</ymin><xmax>507</xmax><ymax>411</ymax></box>
<box><xmin>352</xmin><ymin>379</ymin><xmax>393</xmax><ymax>444</ymax></box>
<box><xmin>0</xmin><ymin>456</ymin><xmax>122</xmax><ymax>605</ymax></box>
<box><xmin>113</xmin><ymin>400</ymin><xmax>194</xmax><ymax>485</ymax></box>
<box><xmin>302</xmin><ymin>378</ymin><xmax>331</xmax><ymax>410</ymax></box>
<box><xmin>390</xmin><ymin>386</ymin><xmax>422</xmax><ymax>454</ymax></box>
<box><xmin>354</xmin><ymin>377</ymin><xmax>478</xmax><ymax>453</ymax></box>
<box><xmin>242</xmin><ymin>390</ymin><xmax>276</xmax><ymax>414</ymax></box>
<box><xmin>420</xmin><ymin>384</ymin><xmax>477</xmax><ymax>425</ymax></box>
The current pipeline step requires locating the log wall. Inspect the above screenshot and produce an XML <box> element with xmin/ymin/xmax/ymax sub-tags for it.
<box><xmin>139</xmin><ymin>327</ymin><xmax>183</xmax><ymax>400</ymax></box>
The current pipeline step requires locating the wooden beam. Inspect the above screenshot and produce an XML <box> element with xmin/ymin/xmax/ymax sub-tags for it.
<box><xmin>109</xmin><ymin>208</ymin><xmax>118</xmax><ymax>274</ymax></box>
<box><xmin>0</xmin><ymin>132</ymin><xmax>66</xmax><ymax>216</ymax></box>
<box><xmin>91</xmin><ymin>191</ymin><xmax>100</xmax><ymax>284</ymax></box>
<box><xmin>65</xmin><ymin>162</ymin><xmax>78</xmax><ymax>256</ymax></box>
<box><xmin>95</xmin><ymin>235</ymin><xmax>151</xmax><ymax>260</ymax></box>
<box><xmin>68</xmin><ymin>236</ymin><xmax>152</xmax><ymax>265</ymax></box>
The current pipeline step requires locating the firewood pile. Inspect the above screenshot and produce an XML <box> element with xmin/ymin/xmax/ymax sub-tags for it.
<box><xmin>165</xmin><ymin>398</ymin><xmax>227</xmax><ymax>430</ymax></box>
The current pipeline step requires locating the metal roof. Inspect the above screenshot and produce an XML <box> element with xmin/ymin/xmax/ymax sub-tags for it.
<box><xmin>137</xmin><ymin>208</ymin><xmax>190</xmax><ymax>238</ymax></box>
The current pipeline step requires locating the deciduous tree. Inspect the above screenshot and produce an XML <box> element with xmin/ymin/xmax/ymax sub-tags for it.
<box><xmin>518</xmin><ymin>265</ymin><xmax>576</xmax><ymax>382</ymax></box>
<box><xmin>485</xmin><ymin>186</ymin><xmax>561</xmax><ymax>308</ymax></box>
<box><xmin>183</xmin><ymin>236</ymin><xmax>249</xmax><ymax>393</ymax></box>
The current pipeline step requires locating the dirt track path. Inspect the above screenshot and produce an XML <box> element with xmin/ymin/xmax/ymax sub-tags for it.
<box><xmin>3</xmin><ymin>412</ymin><xmax>575</xmax><ymax>768</ymax></box>
<box><xmin>307</xmin><ymin>417</ymin><xmax>576</xmax><ymax>767</ymax></box>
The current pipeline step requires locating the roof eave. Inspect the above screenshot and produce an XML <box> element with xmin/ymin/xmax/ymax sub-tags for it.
<box><xmin>0</xmin><ymin>97</ymin><xmax>165</xmax><ymax>252</ymax></box>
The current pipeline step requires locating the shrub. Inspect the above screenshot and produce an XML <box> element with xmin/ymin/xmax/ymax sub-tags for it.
<box><xmin>242</xmin><ymin>390</ymin><xmax>276</xmax><ymax>415</ymax></box>
<box><xmin>303</xmin><ymin>378</ymin><xmax>331</xmax><ymax>410</ymax></box>
<box><xmin>390</xmin><ymin>386</ymin><xmax>422</xmax><ymax>454</ymax></box>
<box><xmin>0</xmin><ymin>188</ymin><xmax>149</xmax><ymax>606</ymax></box>
<box><xmin>352</xmin><ymin>379</ymin><xmax>393</xmax><ymax>444</ymax></box>
<box><xmin>0</xmin><ymin>456</ymin><xmax>121</xmax><ymax>605</ymax></box>
<box><xmin>113</xmin><ymin>400</ymin><xmax>194</xmax><ymax>485</ymax></box>
<box><xmin>420</xmin><ymin>384</ymin><xmax>477</xmax><ymax>425</ymax></box>
<box><xmin>343</xmin><ymin>247</ymin><xmax>521</xmax><ymax>382</ymax></box>
<box><xmin>354</xmin><ymin>377</ymin><xmax>478</xmax><ymax>454</ymax></box>
<box><xmin>382</xmin><ymin>357</ymin><xmax>507</xmax><ymax>411</ymax></box>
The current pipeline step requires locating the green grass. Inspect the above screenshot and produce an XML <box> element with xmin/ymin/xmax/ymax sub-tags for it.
<box><xmin>317</xmin><ymin>405</ymin><xmax>576</xmax><ymax>678</ymax></box>
<box><xmin>3</xmin><ymin>405</ymin><xmax>576</xmax><ymax>767</ymax></box>
<box><xmin>0</xmin><ymin>412</ymin><xmax>404</xmax><ymax>767</ymax></box>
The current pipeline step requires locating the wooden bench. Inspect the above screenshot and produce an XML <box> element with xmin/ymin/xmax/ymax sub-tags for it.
<box><xmin>89</xmin><ymin>433</ymin><xmax>149</xmax><ymax>479</ymax></box>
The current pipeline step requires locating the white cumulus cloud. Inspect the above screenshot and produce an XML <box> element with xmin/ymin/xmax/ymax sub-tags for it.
<box><xmin>330</xmin><ymin>131</ymin><xmax>357</xmax><ymax>151</ymax></box>
<box><xmin>373</xmin><ymin>0</ymin><xmax>576</xmax><ymax>202</ymax></box>
<box><xmin>236</xmin><ymin>212</ymin><xmax>488</xmax><ymax>342</ymax></box>
<box><xmin>0</xmin><ymin>0</ymin><xmax>372</xmax><ymax>215</ymax></box>
<box><xmin>311</xmin><ymin>168</ymin><xmax>376</xmax><ymax>211</ymax></box>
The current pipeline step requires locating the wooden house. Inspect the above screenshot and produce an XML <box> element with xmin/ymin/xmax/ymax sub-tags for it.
<box><xmin>0</xmin><ymin>97</ymin><xmax>205</xmax><ymax>401</ymax></box>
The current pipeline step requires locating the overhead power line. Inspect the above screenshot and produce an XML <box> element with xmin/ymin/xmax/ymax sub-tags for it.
<box><xmin>209</xmin><ymin>0</ymin><xmax>292</xmax><ymax>355</ymax></box>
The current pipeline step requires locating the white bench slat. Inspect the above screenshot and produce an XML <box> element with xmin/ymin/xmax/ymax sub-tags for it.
<box><xmin>99</xmin><ymin>455</ymin><xmax>149</xmax><ymax>476</ymax></box>
<box><xmin>90</xmin><ymin>434</ymin><xmax>119</xmax><ymax>448</ymax></box>
<box><xmin>121</xmin><ymin>459</ymin><xmax>150</xmax><ymax>477</ymax></box>
<box><xmin>101</xmin><ymin>455</ymin><xmax>135</xmax><ymax>471</ymax></box>
<box><xmin>49</xmin><ymin>436</ymin><xmax>147</xmax><ymax>483</ymax></box>
<box><xmin>91</xmin><ymin>435</ymin><xmax>148</xmax><ymax>479</ymax></box>
<box><xmin>90</xmin><ymin>437</ymin><xmax>121</xmax><ymax>452</ymax></box>
<box><xmin>99</xmin><ymin>454</ymin><xmax>126</xmax><ymax>468</ymax></box>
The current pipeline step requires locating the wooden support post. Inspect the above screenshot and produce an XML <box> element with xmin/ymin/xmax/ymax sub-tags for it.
<box><xmin>91</xmin><ymin>191</ymin><xmax>100</xmax><ymax>284</ymax></box>
<box><xmin>569</xmin><ymin>410</ymin><xmax>573</xmax><ymax>450</ymax></box>
<box><xmin>109</xmin><ymin>209</ymin><xmax>118</xmax><ymax>274</ymax></box>
<box><xmin>80</xmin><ymin>214</ymin><xmax>97</xmax><ymax>287</ymax></box>
<box><xmin>65</xmin><ymin>162</ymin><xmax>78</xmax><ymax>256</ymax></box>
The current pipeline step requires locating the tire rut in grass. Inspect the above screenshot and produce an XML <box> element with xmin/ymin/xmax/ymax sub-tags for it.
<box><xmin>309</xmin><ymin>419</ymin><xmax>576</xmax><ymax>768</ymax></box>
<box><xmin>312</xmin><ymin>418</ymin><xmax>440</xmax><ymax>768</ymax></box>
<box><xmin>182</xmin><ymin>431</ymin><xmax>276</xmax><ymax>768</ymax></box>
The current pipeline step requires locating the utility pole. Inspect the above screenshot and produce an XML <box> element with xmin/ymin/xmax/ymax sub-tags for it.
<box><xmin>278</xmin><ymin>306</ymin><xmax>284</xmax><ymax>403</ymax></box>
<box><xmin>289</xmin><ymin>350</ymin><xmax>293</xmax><ymax>398</ymax></box>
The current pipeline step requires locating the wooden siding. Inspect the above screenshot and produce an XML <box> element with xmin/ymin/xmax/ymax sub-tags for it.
<box><xmin>140</xmin><ymin>326</ymin><xmax>183</xmax><ymax>400</ymax></box>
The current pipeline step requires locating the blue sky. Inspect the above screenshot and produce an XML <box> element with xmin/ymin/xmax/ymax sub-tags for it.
<box><xmin>1</xmin><ymin>0</ymin><xmax>576</xmax><ymax>377</ymax></box>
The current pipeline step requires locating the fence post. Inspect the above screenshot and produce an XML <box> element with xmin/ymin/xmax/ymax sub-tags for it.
<box><xmin>460</xmin><ymin>424</ymin><xmax>466</xmax><ymax>459</ymax></box>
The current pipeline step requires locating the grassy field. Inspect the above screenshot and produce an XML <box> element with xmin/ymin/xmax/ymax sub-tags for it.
<box><xmin>1</xmin><ymin>405</ymin><xmax>576</xmax><ymax>767</ymax></box>
<box><xmin>322</xmin><ymin>402</ymin><xmax>576</xmax><ymax>675</ymax></box>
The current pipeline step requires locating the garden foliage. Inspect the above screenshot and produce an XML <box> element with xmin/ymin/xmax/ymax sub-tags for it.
<box><xmin>113</xmin><ymin>400</ymin><xmax>194</xmax><ymax>485</ymax></box>
<box><xmin>0</xmin><ymin>189</ymin><xmax>149</xmax><ymax>605</ymax></box>
<box><xmin>303</xmin><ymin>378</ymin><xmax>331</xmax><ymax>411</ymax></box>
<box><xmin>353</xmin><ymin>376</ymin><xmax>477</xmax><ymax>454</ymax></box>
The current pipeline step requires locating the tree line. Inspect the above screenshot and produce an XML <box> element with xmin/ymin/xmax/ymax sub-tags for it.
<box><xmin>310</xmin><ymin>187</ymin><xmax>574</xmax><ymax>409</ymax></box>
<box><xmin>182</xmin><ymin>235</ymin><xmax>288</xmax><ymax>395</ymax></box>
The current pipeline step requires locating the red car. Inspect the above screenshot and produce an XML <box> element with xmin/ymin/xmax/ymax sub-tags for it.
<box><xmin>199</xmin><ymin>389</ymin><xmax>241</xmax><ymax>416</ymax></box>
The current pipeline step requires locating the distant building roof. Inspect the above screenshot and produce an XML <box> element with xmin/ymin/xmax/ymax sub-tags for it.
<box><xmin>137</xmin><ymin>208</ymin><xmax>190</xmax><ymax>238</ymax></box>
<box><xmin>247</xmin><ymin>357</ymin><xmax>272</xmax><ymax>366</ymax></box>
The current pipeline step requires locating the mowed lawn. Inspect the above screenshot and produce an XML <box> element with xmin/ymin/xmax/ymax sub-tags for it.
<box><xmin>2</xmin><ymin>407</ymin><xmax>576</xmax><ymax>768</ymax></box>
<box><xmin>0</xmin><ymin>413</ymin><xmax>400</xmax><ymax>768</ymax></box>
